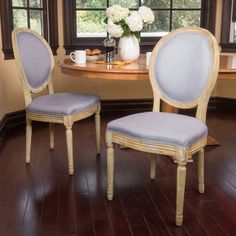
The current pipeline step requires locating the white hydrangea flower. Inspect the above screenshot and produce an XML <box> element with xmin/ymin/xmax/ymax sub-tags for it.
<box><xmin>138</xmin><ymin>6</ymin><xmax>155</xmax><ymax>24</ymax></box>
<box><xmin>107</xmin><ymin>19</ymin><xmax>124</xmax><ymax>38</ymax></box>
<box><xmin>125</xmin><ymin>12</ymin><xmax>143</xmax><ymax>32</ymax></box>
<box><xmin>106</xmin><ymin>5</ymin><xmax>130</xmax><ymax>23</ymax></box>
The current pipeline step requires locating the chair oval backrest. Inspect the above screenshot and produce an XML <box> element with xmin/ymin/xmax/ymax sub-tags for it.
<box><xmin>12</xmin><ymin>28</ymin><xmax>53</xmax><ymax>91</ymax></box>
<box><xmin>149</xmin><ymin>27</ymin><xmax>219</xmax><ymax>108</ymax></box>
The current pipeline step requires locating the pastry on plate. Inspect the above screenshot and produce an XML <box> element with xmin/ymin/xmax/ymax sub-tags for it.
<box><xmin>91</xmin><ymin>49</ymin><xmax>101</xmax><ymax>55</ymax></box>
<box><xmin>86</xmin><ymin>48</ymin><xmax>102</xmax><ymax>61</ymax></box>
<box><xmin>85</xmin><ymin>48</ymin><xmax>92</xmax><ymax>56</ymax></box>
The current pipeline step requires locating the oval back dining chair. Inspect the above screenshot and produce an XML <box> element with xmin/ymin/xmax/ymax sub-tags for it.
<box><xmin>12</xmin><ymin>28</ymin><xmax>101</xmax><ymax>175</ymax></box>
<box><xmin>106</xmin><ymin>27</ymin><xmax>220</xmax><ymax>226</ymax></box>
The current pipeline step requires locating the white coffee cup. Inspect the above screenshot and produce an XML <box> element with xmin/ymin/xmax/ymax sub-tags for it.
<box><xmin>146</xmin><ymin>51</ymin><xmax>152</xmax><ymax>67</ymax></box>
<box><xmin>70</xmin><ymin>50</ymin><xmax>86</xmax><ymax>64</ymax></box>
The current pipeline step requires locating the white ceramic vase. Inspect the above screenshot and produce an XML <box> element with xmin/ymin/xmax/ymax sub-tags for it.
<box><xmin>118</xmin><ymin>35</ymin><xmax>140</xmax><ymax>62</ymax></box>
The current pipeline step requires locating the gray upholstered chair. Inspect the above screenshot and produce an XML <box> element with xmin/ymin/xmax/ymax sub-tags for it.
<box><xmin>106</xmin><ymin>27</ymin><xmax>220</xmax><ymax>226</ymax></box>
<box><xmin>12</xmin><ymin>28</ymin><xmax>100</xmax><ymax>175</ymax></box>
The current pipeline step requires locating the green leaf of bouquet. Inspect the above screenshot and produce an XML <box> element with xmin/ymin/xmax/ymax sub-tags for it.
<box><xmin>133</xmin><ymin>31</ymin><xmax>141</xmax><ymax>40</ymax></box>
<box><xmin>103</xmin><ymin>17</ymin><xmax>108</xmax><ymax>24</ymax></box>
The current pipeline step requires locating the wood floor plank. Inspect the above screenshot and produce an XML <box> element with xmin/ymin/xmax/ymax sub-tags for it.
<box><xmin>58</xmin><ymin>175</ymin><xmax>77</xmax><ymax>236</ymax></box>
<box><xmin>106</xmin><ymin>197</ymin><xmax>132</xmax><ymax>236</ymax></box>
<box><xmin>131</xmin><ymin>224</ymin><xmax>152</xmax><ymax>236</ymax></box>
<box><xmin>119</xmin><ymin>190</ymin><xmax>145</xmax><ymax>226</ymax></box>
<box><xmin>74</xmin><ymin>192</ymin><xmax>94</xmax><ymax>236</ymax></box>
<box><xmin>134</xmin><ymin>190</ymin><xmax>171</xmax><ymax>236</ymax></box>
<box><xmin>185</xmin><ymin>192</ymin><xmax>226</xmax><ymax>235</ymax></box>
<box><xmin>204</xmin><ymin>200</ymin><xmax>236</xmax><ymax>234</ymax></box>
<box><xmin>40</xmin><ymin>214</ymin><xmax>58</xmax><ymax>236</ymax></box>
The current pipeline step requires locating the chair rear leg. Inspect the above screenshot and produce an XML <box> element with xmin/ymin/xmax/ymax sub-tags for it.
<box><xmin>95</xmin><ymin>104</ymin><xmax>101</xmax><ymax>155</ymax></box>
<box><xmin>176</xmin><ymin>156</ymin><xmax>187</xmax><ymax>226</ymax></box>
<box><xmin>150</xmin><ymin>154</ymin><xmax>157</xmax><ymax>180</ymax></box>
<box><xmin>198</xmin><ymin>149</ymin><xmax>205</xmax><ymax>193</ymax></box>
<box><xmin>65</xmin><ymin>125</ymin><xmax>74</xmax><ymax>175</ymax></box>
<box><xmin>49</xmin><ymin>123</ymin><xmax>54</xmax><ymax>150</ymax></box>
<box><xmin>26</xmin><ymin>118</ymin><xmax>32</xmax><ymax>163</ymax></box>
<box><xmin>106</xmin><ymin>132</ymin><xmax>114</xmax><ymax>200</ymax></box>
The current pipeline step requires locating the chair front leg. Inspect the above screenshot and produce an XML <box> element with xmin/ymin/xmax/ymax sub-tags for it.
<box><xmin>198</xmin><ymin>149</ymin><xmax>205</xmax><ymax>193</ymax></box>
<box><xmin>176</xmin><ymin>157</ymin><xmax>187</xmax><ymax>226</ymax></box>
<box><xmin>65</xmin><ymin>124</ymin><xmax>74</xmax><ymax>175</ymax></box>
<box><xmin>49</xmin><ymin>123</ymin><xmax>54</xmax><ymax>150</ymax></box>
<box><xmin>107</xmin><ymin>132</ymin><xmax>114</xmax><ymax>201</ymax></box>
<box><xmin>26</xmin><ymin>117</ymin><xmax>32</xmax><ymax>163</ymax></box>
<box><xmin>150</xmin><ymin>154</ymin><xmax>157</xmax><ymax>180</ymax></box>
<box><xmin>95</xmin><ymin>103</ymin><xmax>101</xmax><ymax>155</ymax></box>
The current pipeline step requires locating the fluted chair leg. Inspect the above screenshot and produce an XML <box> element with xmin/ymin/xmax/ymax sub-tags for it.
<box><xmin>176</xmin><ymin>158</ymin><xmax>187</xmax><ymax>226</ymax></box>
<box><xmin>107</xmin><ymin>133</ymin><xmax>114</xmax><ymax>201</ymax></box>
<box><xmin>198</xmin><ymin>149</ymin><xmax>205</xmax><ymax>193</ymax></box>
<box><xmin>95</xmin><ymin>104</ymin><xmax>101</xmax><ymax>155</ymax></box>
<box><xmin>26</xmin><ymin>118</ymin><xmax>32</xmax><ymax>164</ymax></box>
<box><xmin>65</xmin><ymin>125</ymin><xmax>74</xmax><ymax>175</ymax></box>
<box><xmin>49</xmin><ymin>123</ymin><xmax>54</xmax><ymax>150</ymax></box>
<box><xmin>150</xmin><ymin>154</ymin><xmax>157</xmax><ymax>180</ymax></box>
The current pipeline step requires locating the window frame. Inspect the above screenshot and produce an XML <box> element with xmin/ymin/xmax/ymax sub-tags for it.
<box><xmin>0</xmin><ymin>0</ymin><xmax>59</xmax><ymax>60</ymax></box>
<box><xmin>63</xmin><ymin>0</ymin><xmax>216</xmax><ymax>54</ymax></box>
<box><xmin>220</xmin><ymin>0</ymin><xmax>236</xmax><ymax>53</ymax></box>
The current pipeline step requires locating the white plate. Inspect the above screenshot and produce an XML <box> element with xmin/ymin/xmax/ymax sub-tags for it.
<box><xmin>86</xmin><ymin>55</ymin><xmax>101</xmax><ymax>61</ymax></box>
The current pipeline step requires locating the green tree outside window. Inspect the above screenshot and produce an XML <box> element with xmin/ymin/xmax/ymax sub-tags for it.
<box><xmin>76</xmin><ymin>0</ymin><xmax>201</xmax><ymax>36</ymax></box>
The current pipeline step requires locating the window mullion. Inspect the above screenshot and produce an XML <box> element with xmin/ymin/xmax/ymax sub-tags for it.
<box><xmin>43</xmin><ymin>0</ymin><xmax>49</xmax><ymax>40</ymax></box>
<box><xmin>170</xmin><ymin>0</ymin><xmax>173</xmax><ymax>31</ymax></box>
<box><xmin>27</xmin><ymin>0</ymin><xmax>30</xmax><ymax>28</ymax></box>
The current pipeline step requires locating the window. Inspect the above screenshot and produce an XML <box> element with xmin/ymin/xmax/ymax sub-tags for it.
<box><xmin>0</xmin><ymin>0</ymin><xmax>58</xmax><ymax>59</ymax></box>
<box><xmin>12</xmin><ymin>0</ymin><xmax>45</xmax><ymax>35</ymax></box>
<box><xmin>63</xmin><ymin>0</ymin><xmax>216</xmax><ymax>53</ymax></box>
<box><xmin>220</xmin><ymin>0</ymin><xmax>236</xmax><ymax>52</ymax></box>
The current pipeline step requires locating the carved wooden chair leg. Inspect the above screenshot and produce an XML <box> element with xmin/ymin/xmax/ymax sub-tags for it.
<box><xmin>176</xmin><ymin>151</ymin><xmax>187</xmax><ymax>226</ymax></box>
<box><xmin>107</xmin><ymin>133</ymin><xmax>114</xmax><ymax>201</ymax></box>
<box><xmin>198</xmin><ymin>149</ymin><xmax>205</xmax><ymax>193</ymax></box>
<box><xmin>65</xmin><ymin>125</ymin><xmax>74</xmax><ymax>175</ymax></box>
<box><xmin>95</xmin><ymin>104</ymin><xmax>101</xmax><ymax>155</ymax></box>
<box><xmin>150</xmin><ymin>154</ymin><xmax>157</xmax><ymax>180</ymax></box>
<box><xmin>49</xmin><ymin>123</ymin><xmax>54</xmax><ymax>150</ymax></box>
<box><xmin>26</xmin><ymin>118</ymin><xmax>32</xmax><ymax>164</ymax></box>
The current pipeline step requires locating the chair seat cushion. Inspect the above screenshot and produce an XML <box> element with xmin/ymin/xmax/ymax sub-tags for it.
<box><xmin>27</xmin><ymin>93</ymin><xmax>100</xmax><ymax>116</ymax></box>
<box><xmin>107</xmin><ymin>112</ymin><xmax>207</xmax><ymax>148</ymax></box>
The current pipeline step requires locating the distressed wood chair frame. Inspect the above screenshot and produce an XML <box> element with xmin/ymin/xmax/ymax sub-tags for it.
<box><xmin>12</xmin><ymin>28</ymin><xmax>101</xmax><ymax>175</ymax></box>
<box><xmin>106</xmin><ymin>27</ymin><xmax>220</xmax><ymax>226</ymax></box>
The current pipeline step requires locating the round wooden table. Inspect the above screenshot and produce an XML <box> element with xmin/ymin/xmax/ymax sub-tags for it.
<box><xmin>58</xmin><ymin>54</ymin><xmax>236</xmax><ymax>80</ymax></box>
<box><xmin>58</xmin><ymin>55</ymin><xmax>148</xmax><ymax>81</ymax></box>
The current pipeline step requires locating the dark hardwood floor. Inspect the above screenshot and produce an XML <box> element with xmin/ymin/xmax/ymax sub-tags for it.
<box><xmin>1</xmin><ymin>110</ymin><xmax>236</xmax><ymax>236</ymax></box>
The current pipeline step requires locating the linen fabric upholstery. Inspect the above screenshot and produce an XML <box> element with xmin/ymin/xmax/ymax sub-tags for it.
<box><xmin>154</xmin><ymin>32</ymin><xmax>211</xmax><ymax>103</ymax></box>
<box><xmin>107</xmin><ymin>112</ymin><xmax>208</xmax><ymax>148</ymax></box>
<box><xmin>27</xmin><ymin>93</ymin><xmax>100</xmax><ymax>115</ymax></box>
<box><xmin>17</xmin><ymin>32</ymin><xmax>51</xmax><ymax>89</ymax></box>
